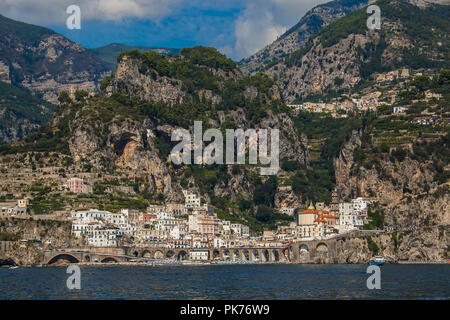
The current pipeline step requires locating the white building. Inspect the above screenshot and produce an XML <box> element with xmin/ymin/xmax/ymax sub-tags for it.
<box><xmin>394</xmin><ymin>106</ymin><xmax>407</xmax><ymax>114</ymax></box>
<box><xmin>71</xmin><ymin>209</ymin><xmax>111</xmax><ymax>223</ymax></box>
<box><xmin>190</xmin><ymin>249</ymin><xmax>210</xmax><ymax>261</ymax></box>
<box><xmin>231</xmin><ymin>223</ymin><xmax>250</xmax><ymax>238</ymax></box>
<box><xmin>213</xmin><ymin>238</ymin><xmax>227</xmax><ymax>248</ymax></box>
<box><xmin>339</xmin><ymin>202</ymin><xmax>365</xmax><ymax>232</ymax></box>
<box><xmin>71</xmin><ymin>209</ymin><xmax>136</xmax><ymax>247</ymax></box>
<box><xmin>279</xmin><ymin>207</ymin><xmax>295</xmax><ymax>216</ymax></box>
<box><xmin>183</xmin><ymin>190</ymin><xmax>201</xmax><ymax>208</ymax></box>
<box><xmin>89</xmin><ymin>229</ymin><xmax>119</xmax><ymax>247</ymax></box>
<box><xmin>1</xmin><ymin>206</ymin><xmax>27</xmax><ymax>216</ymax></box>
<box><xmin>351</xmin><ymin>197</ymin><xmax>371</xmax><ymax>212</ymax></box>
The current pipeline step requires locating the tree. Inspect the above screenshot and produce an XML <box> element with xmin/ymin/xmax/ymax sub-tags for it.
<box><xmin>253</xmin><ymin>176</ymin><xmax>277</xmax><ymax>207</ymax></box>
<box><xmin>57</xmin><ymin>91</ymin><xmax>71</xmax><ymax>105</ymax></box>
<box><xmin>256</xmin><ymin>205</ymin><xmax>273</xmax><ymax>223</ymax></box>
<box><xmin>74</xmin><ymin>90</ymin><xmax>89</xmax><ymax>102</ymax></box>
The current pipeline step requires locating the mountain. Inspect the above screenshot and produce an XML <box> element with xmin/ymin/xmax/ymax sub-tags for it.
<box><xmin>0</xmin><ymin>14</ymin><xmax>111</xmax><ymax>104</ymax></box>
<box><xmin>266</xmin><ymin>0</ymin><xmax>450</xmax><ymax>103</ymax></box>
<box><xmin>90</xmin><ymin>43</ymin><xmax>180</xmax><ymax>69</ymax></box>
<box><xmin>239</xmin><ymin>0</ymin><xmax>370</xmax><ymax>74</ymax></box>
<box><xmin>1</xmin><ymin>46</ymin><xmax>310</xmax><ymax>230</ymax></box>
<box><xmin>0</xmin><ymin>82</ymin><xmax>54</xmax><ymax>143</ymax></box>
<box><xmin>0</xmin><ymin>1</ymin><xmax>448</xmax><ymax>237</ymax></box>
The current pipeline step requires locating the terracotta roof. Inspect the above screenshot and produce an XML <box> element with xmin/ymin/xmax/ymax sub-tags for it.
<box><xmin>297</xmin><ymin>209</ymin><xmax>319</xmax><ymax>214</ymax></box>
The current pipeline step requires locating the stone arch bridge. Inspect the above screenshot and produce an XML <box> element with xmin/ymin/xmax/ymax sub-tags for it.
<box><xmin>43</xmin><ymin>239</ymin><xmax>338</xmax><ymax>265</ymax></box>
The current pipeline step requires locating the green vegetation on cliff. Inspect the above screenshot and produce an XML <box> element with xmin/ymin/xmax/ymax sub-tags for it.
<box><xmin>291</xmin><ymin>113</ymin><xmax>363</xmax><ymax>203</ymax></box>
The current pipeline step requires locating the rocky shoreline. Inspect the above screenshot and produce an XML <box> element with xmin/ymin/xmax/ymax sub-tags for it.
<box><xmin>3</xmin><ymin>260</ymin><xmax>449</xmax><ymax>268</ymax></box>
<box><xmin>1</xmin><ymin>217</ymin><xmax>448</xmax><ymax>267</ymax></box>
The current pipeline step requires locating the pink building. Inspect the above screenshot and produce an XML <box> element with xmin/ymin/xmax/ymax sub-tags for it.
<box><xmin>67</xmin><ymin>178</ymin><xmax>88</xmax><ymax>193</ymax></box>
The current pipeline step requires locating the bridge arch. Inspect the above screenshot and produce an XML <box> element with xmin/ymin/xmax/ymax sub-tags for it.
<box><xmin>233</xmin><ymin>250</ymin><xmax>240</xmax><ymax>261</ymax></box>
<box><xmin>223</xmin><ymin>249</ymin><xmax>230</xmax><ymax>260</ymax></box>
<box><xmin>0</xmin><ymin>258</ymin><xmax>17</xmax><ymax>266</ymax></box>
<box><xmin>166</xmin><ymin>250</ymin><xmax>175</xmax><ymax>259</ymax></box>
<box><xmin>177</xmin><ymin>250</ymin><xmax>188</xmax><ymax>261</ymax></box>
<box><xmin>272</xmin><ymin>250</ymin><xmax>280</xmax><ymax>262</ymax></box>
<box><xmin>316</xmin><ymin>243</ymin><xmax>329</xmax><ymax>258</ymax></box>
<box><xmin>289</xmin><ymin>246</ymin><xmax>294</xmax><ymax>259</ymax></box>
<box><xmin>47</xmin><ymin>253</ymin><xmax>80</xmax><ymax>265</ymax></box>
<box><xmin>100</xmin><ymin>256</ymin><xmax>119</xmax><ymax>263</ymax></box>
<box><xmin>213</xmin><ymin>250</ymin><xmax>220</xmax><ymax>260</ymax></box>
<box><xmin>252</xmin><ymin>250</ymin><xmax>259</xmax><ymax>261</ymax></box>
<box><xmin>154</xmin><ymin>250</ymin><xmax>164</xmax><ymax>259</ymax></box>
<box><xmin>243</xmin><ymin>249</ymin><xmax>250</xmax><ymax>261</ymax></box>
<box><xmin>262</xmin><ymin>249</ymin><xmax>269</xmax><ymax>262</ymax></box>
<box><xmin>84</xmin><ymin>255</ymin><xmax>91</xmax><ymax>262</ymax></box>
<box><xmin>142</xmin><ymin>250</ymin><xmax>152</xmax><ymax>258</ymax></box>
<box><xmin>299</xmin><ymin>244</ymin><xmax>310</xmax><ymax>261</ymax></box>
<box><xmin>281</xmin><ymin>248</ymin><xmax>289</xmax><ymax>261</ymax></box>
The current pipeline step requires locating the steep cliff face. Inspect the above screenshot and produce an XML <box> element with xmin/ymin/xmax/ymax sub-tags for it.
<box><xmin>0</xmin><ymin>14</ymin><xmax>111</xmax><ymax>103</ymax></box>
<box><xmin>267</xmin><ymin>0</ymin><xmax>450</xmax><ymax>102</ymax></box>
<box><xmin>335</xmin><ymin>127</ymin><xmax>449</xmax><ymax>229</ymax></box>
<box><xmin>68</xmin><ymin>116</ymin><xmax>183</xmax><ymax>202</ymax></box>
<box><xmin>0</xmin><ymin>218</ymin><xmax>83</xmax><ymax>266</ymax></box>
<box><xmin>0</xmin><ymin>109</ymin><xmax>40</xmax><ymax>144</ymax></box>
<box><xmin>268</xmin><ymin>33</ymin><xmax>370</xmax><ymax>102</ymax></box>
<box><xmin>336</xmin><ymin>226</ymin><xmax>449</xmax><ymax>263</ymax></box>
<box><xmin>334</xmin><ymin>129</ymin><xmax>363</xmax><ymax>193</ymax></box>
<box><xmin>106</xmin><ymin>55</ymin><xmax>185</xmax><ymax>106</ymax></box>
<box><xmin>0</xmin><ymin>82</ymin><xmax>54</xmax><ymax>143</ymax></box>
<box><xmin>239</xmin><ymin>0</ymin><xmax>370</xmax><ymax>74</ymax></box>
<box><xmin>42</xmin><ymin>47</ymin><xmax>309</xmax><ymax>204</ymax></box>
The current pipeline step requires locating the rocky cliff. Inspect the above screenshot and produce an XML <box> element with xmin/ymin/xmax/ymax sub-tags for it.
<box><xmin>50</xmin><ymin>47</ymin><xmax>310</xmax><ymax>204</ymax></box>
<box><xmin>0</xmin><ymin>218</ymin><xmax>84</xmax><ymax>266</ymax></box>
<box><xmin>265</xmin><ymin>0</ymin><xmax>450</xmax><ymax>102</ymax></box>
<box><xmin>335</xmin><ymin>123</ymin><xmax>449</xmax><ymax>229</ymax></box>
<box><xmin>239</xmin><ymin>0</ymin><xmax>370</xmax><ymax>75</ymax></box>
<box><xmin>0</xmin><ymin>81</ymin><xmax>54</xmax><ymax>143</ymax></box>
<box><xmin>336</xmin><ymin>226</ymin><xmax>449</xmax><ymax>263</ymax></box>
<box><xmin>0</xmin><ymin>14</ymin><xmax>111</xmax><ymax>104</ymax></box>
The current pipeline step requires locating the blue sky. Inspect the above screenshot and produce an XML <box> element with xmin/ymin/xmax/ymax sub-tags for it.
<box><xmin>0</xmin><ymin>0</ymin><xmax>325</xmax><ymax>60</ymax></box>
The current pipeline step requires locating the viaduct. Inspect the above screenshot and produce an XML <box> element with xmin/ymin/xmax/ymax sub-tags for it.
<box><xmin>42</xmin><ymin>239</ymin><xmax>338</xmax><ymax>265</ymax></box>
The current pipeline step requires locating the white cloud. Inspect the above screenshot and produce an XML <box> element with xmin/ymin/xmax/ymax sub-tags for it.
<box><xmin>0</xmin><ymin>0</ymin><xmax>327</xmax><ymax>60</ymax></box>
<box><xmin>231</xmin><ymin>0</ymin><xmax>327</xmax><ymax>60</ymax></box>
<box><xmin>0</xmin><ymin>0</ymin><xmax>183</xmax><ymax>25</ymax></box>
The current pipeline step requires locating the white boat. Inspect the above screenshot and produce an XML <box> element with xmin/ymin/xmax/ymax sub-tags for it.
<box><xmin>370</xmin><ymin>256</ymin><xmax>385</xmax><ymax>266</ymax></box>
<box><xmin>9</xmin><ymin>266</ymin><xmax>19</xmax><ymax>269</ymax></box>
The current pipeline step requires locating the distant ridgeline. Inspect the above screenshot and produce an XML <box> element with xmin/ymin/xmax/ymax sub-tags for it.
<box><xmin>90</xmin><ymin>43</ymin><xmax>180</xmax><ymax>69</ymax></box>
<box><xmin>0</xmin><ymin>13</ymin><xmax>110</xmax><ymax>142</ymax></box>
<box><xmin>0</xmin><ymin>82</ymin><xmax>54</xmax><ymax>143</ymax></box>
<box><xmin>264</xmin><ymin>0</ymin><xmax>450</xmax><ymax>102</ymax></box>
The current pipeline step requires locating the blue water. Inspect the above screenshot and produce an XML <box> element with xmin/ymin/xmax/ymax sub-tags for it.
<box><xmin>0</xmin><ymin>264</ymin><xmax>448</xmax><ymax>299</ymax></box>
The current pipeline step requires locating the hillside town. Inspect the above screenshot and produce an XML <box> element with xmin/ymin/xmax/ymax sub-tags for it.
<box><xmin>1</xmin><ymin>181</ymin><xmax>373</xmax><ymax>253</ymax></box>
<box><xmin>1</xmin><ymin>174</ymin><xmax>375</xmax><ymax>254</ymax></box>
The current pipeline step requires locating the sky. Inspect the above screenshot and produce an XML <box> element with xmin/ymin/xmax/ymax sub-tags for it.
<box><xmin>0</xmin><ymin>0</ymin><xmax>328</xmax><ymax>61</ymax></box>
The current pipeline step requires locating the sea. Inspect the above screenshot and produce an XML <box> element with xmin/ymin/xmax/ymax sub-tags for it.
<box><xmin>0</xmin><ymin>264</ymin><xmax>448</xmax><ymax>300</ymax></box>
